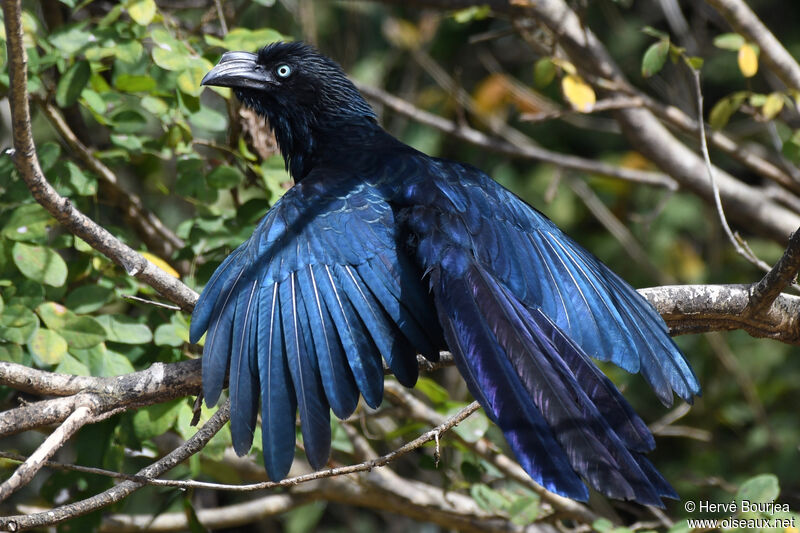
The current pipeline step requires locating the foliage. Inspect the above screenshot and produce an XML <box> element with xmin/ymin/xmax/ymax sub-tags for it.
<box><xmin>1</xmin><ymin>0</ymin><xmax>799</xmax><ymax>531</ymax></box>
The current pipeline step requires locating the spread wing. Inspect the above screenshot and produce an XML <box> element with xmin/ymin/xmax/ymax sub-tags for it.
<box><xmin>190</xmin><ymin>174</ymin><xmax>441</xmax><ymax>480</ymax></box>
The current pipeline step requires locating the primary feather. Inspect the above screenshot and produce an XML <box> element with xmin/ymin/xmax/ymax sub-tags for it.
<box><xmin>193</xmin><ymin>41</ymin><xmax>700</xmax><ymax>505</ymax></box>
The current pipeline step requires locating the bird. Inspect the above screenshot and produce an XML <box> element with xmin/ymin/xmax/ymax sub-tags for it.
<box><xmin>193</xmin><ymin>41</ymin><xmax>700</xmax><ymax>507</ymax></box>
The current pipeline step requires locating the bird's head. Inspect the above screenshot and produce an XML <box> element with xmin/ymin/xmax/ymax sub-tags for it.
<box><xmin>202</xmin><ymin>41</ymin><xmax>376</xmax><ymax>179</ymax></box>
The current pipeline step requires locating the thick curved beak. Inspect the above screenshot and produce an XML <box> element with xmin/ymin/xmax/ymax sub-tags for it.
<box><xmin>201</xmin><ymin>51</ymin><xmax>273</xmax><ymax>89</ymax></box>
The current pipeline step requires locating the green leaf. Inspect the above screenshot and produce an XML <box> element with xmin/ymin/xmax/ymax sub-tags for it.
<box><xmin>737</xmin><ymin>474</ymin><xmax>780</xmax><ymax>505</ymax></box>
<box><xmin>56</xmin><ymin>60</ymin><xmax>91</xmax><ymax>108</ymax></box>
<box><xmin>533</xmin><ymin>57</ymin><xmax>556</xmax><ymax>88</ymax></box>
<box><xmin>141</xmin><ymin>95</ymin><xmax>168</xmax><ymax>116</ymax></box>
<box><xmin>205</xmin><ymin>27</ymin><xmax>284</xmax><ymax>52</ymax></box>
<box><xmin>470</xmin><ymin>483</ymin><xmax>510</xmax><ymax>513</ymax></box>
<box><xmin>0</xmin><ymin>343</ymin><xmax>26</xmax><ymax>364</ymax></box>
<box><xmin>111</xmin><ymin>109</ymin><xmax>147</xmax><ymax>134</ymax></box>
<box><xmin>189</xmin><ymin>106</ymin><xmax>228</xmax><ymax>133</ymax></box>
<box><xmin>154</xmin><ymin>322</ymin><xmax>183</xmax><ymax>346</ymax></box>
<box><xmin>54</xmin><ymin>352</ymin><xmax>91</xmax><ymax>376</ymax></box>
<box><xmin>2</xmin><ymin>203</ymin><xmax>56</xmax><ymax>242</ymax></box>
<box><xmin>451</xmin><ymin>406</ymin><xmax>489</xmax><ymax>442</ymax></box>
<box><xmin>152</xmin><ymin>45</ymin><xmax>190</xmax><ymax>71</ymax></box>
<box><xmin>37</xmin><ymin>301</ymin><xmax>72</xmax><ymax>330</ymax></box>
<box><xmin>114</xmin><ymin>73</ymin><xmax>156</xmax><ymax>92</ymax></box>
<box><xmin>113</xmin><ymin>40</ymin><xmax>144</xmax><ymax>63</ymax></box>
<box><xmin>283</xmin><ymin>501</ymin><xmax>327</xmax><ymax>533</ymax></box>
<box><xmin>95</xmin><ymin>315</ymin><xmax>152</xmax><ymax>344</ymax></box>
<box><xmin>593</xmin><ymin>518</ymin><xmax>615</xmax><ymax>532</ymax></box>
<box><xmin>12</xmin><ymin>242</ymin><xmax>68</xmax><ymax>287</ymax></box>
<box><xmin>127</xmin><ymin>0</ymin><xmax>156</xmax><ymax>25</ymax></box>
<box><xmin>452</xmin><ymin>6</ymin><xmax>491</xmax><ymax>23</ymax></box>
<box><xmin>415</xmin><ymin>376</ymin><xmax>449</xmax><ymax>404</ymax></box>
<box><xmin>27</xmin><ymin>328</ymin><xmax>68</xmax><ymax>365</ymax></box>
<box><xmin>63</xmin><ymin>161</ymin><xmax>98</xmax><ymax>196</ymax></box>
<box><xmin>60</xmin><ymin>316</ymin><xmax>107</xmax><ymax>348</ymax></box>
<box><xmin>133</xmin><ymin>399</ymin><xmax>183</xmax><ymax>440</ymax></box>
<box><xmin>72</xmin><ymin>343</ymin><xmax>135</xmax><ymax>376</ymax></box>
<box><xmin>709</xmin><ymin>92</ymin><xmax>748</xmax><ymax>130</ymax></box>
<box><xmin>65</xmin><ymin>285</ymin><xmax>113</xmax><ymax>314</ymax></box>
<box><xmin>642</xmin><ymin>39</ymin><xmax>669</xmax><ymax>78</ymax></box>
<box><xmin>207</xmin><ymin>164</ymin><xmax>244</xmax><ymax>189</ymax></box>
<box><xmin>0</xmin><ymin>305</ymin><xmax>40</xmax><ymax>344</ymax></box>
<box><xmin>49</xmin><ymin>23</ymin><xmax>93</xmax><ymax>55</ymax></box>
<box><xmin>509</xmin><ymin>495</ymin><xmax>540</xmax><ymax>526</ymax></box>
<box><xmin>641</xmin><ymin>26</ymin><xmax>668</xmax><ymax>40</ymax></box>
<box><xmin>714</xmin><ymin>32</ymin><xmax>745</xmax><ymax>51</ymax></box>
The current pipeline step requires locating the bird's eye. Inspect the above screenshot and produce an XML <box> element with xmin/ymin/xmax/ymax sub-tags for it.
<box><xmin>276</xmin><ymin>64</ymin><xmax>292</xmax><ymax>78</ymax></box>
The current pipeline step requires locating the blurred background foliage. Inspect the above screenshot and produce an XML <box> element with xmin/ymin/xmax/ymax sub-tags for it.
<box><xmin>1</xmin><ymin>0</ymin><xmax>799</xmax><ymax>531</ymax></box>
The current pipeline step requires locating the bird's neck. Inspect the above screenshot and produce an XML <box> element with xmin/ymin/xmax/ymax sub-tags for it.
<box><xmin>269</xmin><ymin>114</ymin><xmax>384</xmax><ymax>181</ymax></box>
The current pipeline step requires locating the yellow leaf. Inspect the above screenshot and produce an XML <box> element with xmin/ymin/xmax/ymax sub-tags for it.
<box><xmin>127</xmin><ymin>0</ymin><xmax>156</xmax><ymax>26</ymax></box>
<box><xmin>142</xmin><ymin>252</ymin><xmax>180</xmax><ymax>278</ymax></box>
<box><xmin>473</xmin><ymin>73</ymin><xmax>510</xmax><ymax>116</ymax></box>
<box><xmin>762</xmin><ymin>92</ymin><xmax>784</xmax><ymax>120</ymax></box>
<box><xmin>561</xmin><ymin>75</ymin><xmax>596</xmax><ymax>112</ymax></box>
<box><xmin>738</xmin><ymin>43</ymin><xmax>758</xmax><ymax>77</ymax></box>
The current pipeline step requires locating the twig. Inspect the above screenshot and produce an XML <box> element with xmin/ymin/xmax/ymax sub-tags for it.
<box><xmin>746</xmin><ymin>229</ymin><xmax>800</xmax><ymax>315</ymax></box>
<box><xmin>0</xmin><ymin>405</ymin><xmax>95</xmax><ymax>502</ymax></box>
<box><xmin>1</xmin><ymin>0</ymin><xmax>197</xmax><ymax>312</ymax></box>
<box><xmin>213</xmin><ymin>0</ymin><xmax>228</xmax><ymax>34</ymax></box>
<box><xmin>382</xmin><ymin>381</ymin><xmax>602</xmax><ymax>524</ymax></box>
<box><xmin>705</xmin><ymin>0</ymin><xmax>800</xmax><ymax>91</ymax></box>
<box><xmin>121</xmin><ymin>294</ymin><xmax>183</xmax><ymax>310</ymax></box>
<box><xmin>358</xmin><ymin>83</ymin><xmax>676</xmax><ymax>189</ymax></box>
<box><xmin>520</xmin><ymin>96</ymin><xmax>645</xmax><ymax>122</ymax></box>
<box><xmin>0</xmin><ymin>401</ymin><xmax>231</xmax><ymax>531</ymax></box>
<box><xmin>690</xmin><ymin>67</ymin><xmax>772</xmax><ymax>273</ymax></box>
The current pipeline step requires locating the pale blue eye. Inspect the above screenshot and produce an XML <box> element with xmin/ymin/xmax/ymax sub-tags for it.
<box><xmin>276</xmin><ymin>64</ymin><xmax>292</xmax><ymax>78</ymax></box>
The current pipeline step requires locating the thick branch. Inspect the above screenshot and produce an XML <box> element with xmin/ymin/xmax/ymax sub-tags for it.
<box><xmin>1</xmin><ymin>0</ymin><xmax>197</xmax><ymax>311</ymax></box>
<box><xmin>0</xmin><ymin>360</ymin><xmax>202</xmax><ymax>437</ymax></box>
<box><xmin>705</xmin><ymin>0</ymin><xmax>800</xmax><ymax>91</ymax></box>
<box><xmin>640</xmin><ymin>284</ymin><xmax>800</xmax><ymax>341</ymax></box>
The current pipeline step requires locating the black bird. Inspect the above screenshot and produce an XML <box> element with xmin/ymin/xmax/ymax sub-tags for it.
<box><xmin>194</xmin><ymin>41</ymin><xmax>700</xmax><ymax>506</ymax></box>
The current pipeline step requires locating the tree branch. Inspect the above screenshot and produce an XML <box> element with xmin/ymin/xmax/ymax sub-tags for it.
<box><xmin>0</xmin><ymin>401</ymin><xmax>230</xmax><ymax>532</ymax></box>
<box><xmin>1</xmin><ymin>0</ymin><xmax>197</xmax><ymax>311</ymax></box>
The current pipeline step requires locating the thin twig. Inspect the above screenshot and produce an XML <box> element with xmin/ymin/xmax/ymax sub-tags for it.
<box><xmin>520</xmin><ymin>96</ymin><xmax>645</xmax><ymax>122</ymax></box>
<box><xmin>121</xmin><ymin>294</ymin><xmax>183</xmax><ymax>310</ymax></box>
<box><xmin>382</xmin><ymin>381</ymin><xmax>601</xmax><ymax>524</ymax></box>
<box><xmin>358</xmin><ymin>83</ymin><xmax>676</xmax><ymax>189</ymax></box>
<box><xmin>690</xmin><ymin>67</ymin><xmax>772</xmax><ymax>273</ymax></box>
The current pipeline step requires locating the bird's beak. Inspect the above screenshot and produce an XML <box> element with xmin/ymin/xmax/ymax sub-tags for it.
<box><xmin>201</xmin><ymin>51</ymin><xmax>274</xmax><ymax>89</ymax></box>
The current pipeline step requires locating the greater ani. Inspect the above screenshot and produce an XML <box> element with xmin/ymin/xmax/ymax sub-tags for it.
<box><xmin>193</xmin><ymin>41</ymin><xmax>700</xmax><ymax>506</ymax></box>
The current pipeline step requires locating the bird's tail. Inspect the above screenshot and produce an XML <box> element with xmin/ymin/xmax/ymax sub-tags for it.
<box><xmin>430</xmin><ymin>254</ymin><xmax>677</xmax><ymax>506</ymax></box>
